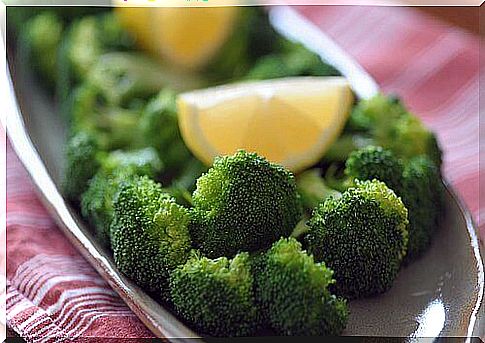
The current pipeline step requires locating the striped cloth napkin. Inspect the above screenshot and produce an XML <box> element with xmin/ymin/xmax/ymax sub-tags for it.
<box><xmin>5</xmin><ymin>5</ymin><xmax>481</xmax><ymax>341</ymax></box>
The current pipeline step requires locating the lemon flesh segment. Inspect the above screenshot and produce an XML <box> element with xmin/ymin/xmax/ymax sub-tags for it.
<box><xmin>178</xmin><ymin>77</ymin><xmax>354</xmax><ymax>173</ymax></box>
<box><xmin>115</xmin><ymin>7</ymin><xmax>239</xmax><ymax>71</ymax></box>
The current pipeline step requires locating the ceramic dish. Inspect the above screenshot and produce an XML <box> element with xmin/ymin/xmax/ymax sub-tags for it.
<box><xmin>4</xmin><ymin>6</ymin><xmax>484</xmax><ymax>340</ymax></box>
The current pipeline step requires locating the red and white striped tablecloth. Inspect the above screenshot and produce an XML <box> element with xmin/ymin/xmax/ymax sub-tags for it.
<box><xmin>5</xmin><ymin>5</ymin><xmax>482</xmax><ymax>341</ymax></box>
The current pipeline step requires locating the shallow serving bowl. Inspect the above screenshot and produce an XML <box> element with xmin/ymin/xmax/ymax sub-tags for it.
<box><xmin>4</xmin><ymin>5</ymin><xmax>484</xmax><ymax>340</ymax></box>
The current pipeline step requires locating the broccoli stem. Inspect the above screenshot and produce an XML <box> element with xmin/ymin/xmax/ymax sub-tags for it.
<box><xmin>296</xmin><ymin>169</ymin><xmax>342</xmax><ymax>214</ymax></box>
<box><xmin>324</xmin><ymin>133</ymin><xmax>374</xmax><ymax>162</ymax></box>
<box><xmin>291</xmin><ymin>217</ymin><xmax>311</xmax><ymax>239</ymax></box>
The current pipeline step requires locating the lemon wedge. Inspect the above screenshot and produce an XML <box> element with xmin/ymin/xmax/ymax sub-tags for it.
<box><xmin>114</xmin><ymin>6</ymin><xmax>239</xmax><ymax>70</ymax></box>
<box><xmin>178</xmin><ymin>77</ymin><xmax>354</xmax><ymax>173</ymax></box>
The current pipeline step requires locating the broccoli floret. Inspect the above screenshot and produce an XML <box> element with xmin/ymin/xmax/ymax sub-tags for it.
<box><xmin>323</xmin><ymin>134</ymin><xmax>374</xmax><ymax>163</ymax></box>
<box><xmin>85</xmin><ymin>52</ymin><xmax>203</xmax><ymax>108</ymax></box>
<box><xmin>110</xmin><ymin>176</ymin><xmax>191</xmax><ymax>295</ymax></box>
<box><xmin>6</xmin><ymin>6</ymin><xmax>105</xmax><ymax>34</ymax></box>
<box><xmin>281</xmin><ymin>41</ymin><xmax>340</xmax><ymax>77</ymax></box>
<box><xmin>322</xmin><ymin>146</ymin><xmax>442</xmax><ymax>264</ymax></box>
<box><xmin>296</xmin><ymin>169</ymin><xmax>341</xmax><ymax>213</ymax></box>
<box><xmin>298</xmin><ymin>147</ymin><xmax>403</xmax><ymax>212</ymax></box>
<box><xmin>246</xmin><ymin>42</ymin><xmax>339</xmax><ymax>80</ymax></box>
<box><xmin>254</xmin><ymin>237</ymin><xmax>348</xmax><ymax>335</ymax></box>
<box><xmin>306</xmin><ymin>179</ymin><xmax>409</xmax><ymax>299</ymax></box>
<box><xmin>170</xmin><ymin>252</ymin><xmax>260</xmax><ymax>337</ymax></box>
<box><xmin>81</xmin><ymin>170</ymin><xmax>129</xmax><ymax>247</ymax></box>
<box><xmin>345</xmin><ymin>147</ymin><xmax>441</xmax><ymax>262</ymax></box>
<box><xmin>136</xmin><ymin>89</ymin><xmax>192</xmax><ymax>173</ymax></box>
<box><xmin>345</xmin><ymin>148</ymin><xmax>442</xmax><ymax>262</ymax></box>
<box><xmin>326</xmin><ymin>94</ymin><xmax>442</xmax><ymax>166</ymax></box>
<box><xmin>68</xmin><ymin>55</ymin><xmax>203</xmax><ymax>147</ymax></box>
<box><xmin>57</xmin><ymin>13</ymin><xmax>135</xmax><ymax>115</ymax></box>
<box><xmin>205</xmin><ymin>7</ymin><xmax>282</xmax><ymax>83</ymax></box>
<box><xmin>190</xmin><ymin>150</ymin><xmax>302</xmax><ymax>258</ymax></box>
<box><xmin>245</xmin><ymin>54</ymin><xmax>292</xmax><ymax>80</ymax></box>
<box><xmin>400</xmin><ymin>156</ymin><xmax>442</xmax><ymax>262</ymax></box>
<box><xmin>345</xmin><ymin>147</ymin><xmax>442</xmax><ymax>262</ymax></box>
<box><xmin>21</xmin><ymin>12</ymin><xmax>63</xmax><ymax>87</ymax></box>
<box><xmin>62</xmin><ymin>14</ymin><xmax>134</xmax><ymax>83</ymax></box>
<box><xmin>63</xmin><ymin>131</ymin><xmax>102</xmax><ymax>202</ymax></box>
<box><xmin>69</xmin><ymin>83</ymin><xmax>141</xmax><ymax>150</ymax></box>
<box><xmin>389</xmin><ymin>115</ymin><xmax>442</xmax><ymax>167</ymax></box>
<box><xmin>349</xmin><ymin>94</ymin><xmax>405</xmax><ymax>131</ymax></box>
<box><xmin>81</xmin><ymin>148</ymin><xmax>163</xmax><ymax>247</ymax></box>
<box><xmin>345</xmin><ymin>146</ymin><xmax>404</xmax><ymax>193</ymax></box>
<box><xmin>101</xmin><ymin>147</ymin><xmax>164</xmax><ymax>177</ymax></box>
<box><xmin>64</xmin><ymin>16</ymin><xmax>103</xmax><ymax>82</ymax></box>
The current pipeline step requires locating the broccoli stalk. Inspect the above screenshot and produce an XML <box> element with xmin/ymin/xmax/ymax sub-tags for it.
<box><xmin>190</xmin><ymin>150</ymin><xmax>302</xmax><ymax>258</ymax></box>
<box><xmin>296</xmin><ymin>169</ymin><xmax>341</xmax><ymax>213</ymax></box>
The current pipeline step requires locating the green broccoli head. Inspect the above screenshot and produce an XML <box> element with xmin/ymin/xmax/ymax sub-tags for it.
<box><xmin>63</xmin><ymin>131</ymin><xmax>101</xmax><ymax>201</ymax></box>
<box><xmin>349</xmin><ymin>94</ymin><xmax>405</xmax><ymax>131</ymax></box>
<box><xmin>101</xmin><ymin>147</ymin><xmax>164</xmax><ymax>178</ymax></box>
<box><xmin>245</xmin><ymin>54</ymin><xmax>292</xmax><ymax>80</ymax></box>
<box><xmin>7</xmin><ymin>7</ymin><xmax>106</xmax><ymax>33</ymax></box>
<box><xmin>340</xmin><ymin>147</ymin><xmax>441</xmax><ymax>264</ymax></box>
<box><xmin>22</xmin><ymin>12</ymin><xmax>63</xmax><ymax>86</ymax></box>
<box><xmin>81</xmin><ymin>171</ymin><xmax>128</xmax><ymax>247</ymax></box>
<box><xmin>81</xmin><ymin>148</ymin><xmax>164</xmax><ymax>247</ymax></box>
<box><xmin>400</xmin><ymin>156</ymin><xmax>442</xmax><ymax>262</ymax></box>
<box><xmin>345</xmin><ymin>146</ymin><xmax>404</xmax><ymax>194</ymax></box>
<box><xmin>136</xmin><ymin>89</ymin><xmax>192</xmax><ymax>173</ymax></box>
<box><xmin>281</xmin><ymin>41</ymin><xmax>340</xmax><ymax>77</ymax></box>
<box><xmin>170</xmin><ymin>251</ymin><xmax>260</xmax><ymax>337</ymax></box>
<box><xmin>246</xmin><ymin>42</ymin><xmax>339</xmax><ymax>81</ymax></box>
<box><xmin>331</xmin><ymin>94</ymin><xmax>442</xmax><ymax>167</ymax></box>
<box><xmin>388</xmin><ymin>114</ymin><xmax>442</xmax><ymax>167</ymax></box>
<box><xmin>70</xmin><ymin>83</ymin><xmax>141</xmax><ymax>150</ymax></box>
<box><xmin>64</xmin><ymin>14</ymin><xmax>134</xmax><ymax>83</ymax></box>
<box><xmin>64</xmin><ymin>16</ymin><xmax>102</xmax><ymax>82</ymax></box>
<box><xmin>85</xmin><ymin>52</ymin><xmax>202</xmax><ymax>108</ymax></box>
<box><xmin>57</xmin><ymin>13</ymin><xmax>135</xmax><ymax>118</ymax></box>
<box><xmin>204</xmin><ymin>7</ymin><xmax>282</xmax><ymax>83</ymax></box>
<box><xmin>306</xmin><ymin>179</ymin><xmax>408</xmax><ymax>299</ymax></box>
<box><xmin>254</xmin><ymin>237</ymin><xmax>348</xmax><ymax>336</ymax></box>
<box><xmin>190</xmin><ymin>150</ymin><xmax>302</xmax><ymax>258</ymax></box>
<box><xmin>110</xmin><ymin>176</ymin><xmax>191</xmax><ymax>295</ymax></box>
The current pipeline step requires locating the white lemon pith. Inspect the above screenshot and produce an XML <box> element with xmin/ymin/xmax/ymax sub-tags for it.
<box><xmin>178</xmin><ymin>77</ymin><xmax>354</xmax><ymax>173</ymax></box>
<box><xmin>114</xmin><ymin>6</ymin><xmax>239</xmax><ymax>70</ymax></box>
